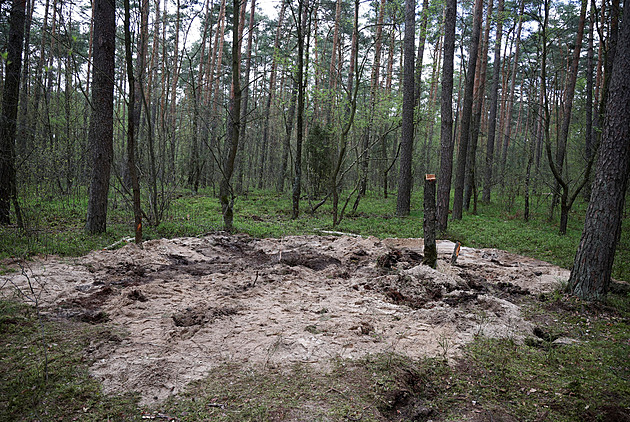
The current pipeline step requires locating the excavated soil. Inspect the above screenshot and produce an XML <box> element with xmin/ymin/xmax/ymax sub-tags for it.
<box><xmin>1</xmin><ymin>234</ymin><xmax>569</xmax><ymax>405</ymax></box>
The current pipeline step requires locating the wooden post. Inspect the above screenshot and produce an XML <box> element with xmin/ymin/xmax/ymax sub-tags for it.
<box><xmin>451</xmin><ymin>241</ymin><xmax>461</xmax><ymax>265</ymax></box>
<box><xmin>423</xmin><ymin>174</ymin><xmax>437</xmax><ymax>268</ymax></box>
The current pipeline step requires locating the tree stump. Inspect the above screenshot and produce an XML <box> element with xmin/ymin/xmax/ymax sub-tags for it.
<box><xmin>423</xmin><ymin>174</ymin><xmax>437</xmax><ymax>268</ymax></box>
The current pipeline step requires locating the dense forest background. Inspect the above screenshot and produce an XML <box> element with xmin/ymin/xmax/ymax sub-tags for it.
<box><xmin>0</xmin><ymin>0</ymin><xmax>627</xmax><ymax>281</ymax></box>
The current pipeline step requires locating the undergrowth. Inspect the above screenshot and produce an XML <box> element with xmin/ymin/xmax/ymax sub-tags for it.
<box><xmin>1</xmin><ymin>187</ymin><xmax>628</xmax><ymax>281</ymax></box>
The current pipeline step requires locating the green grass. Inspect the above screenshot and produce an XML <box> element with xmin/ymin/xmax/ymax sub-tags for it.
<box><xmin>0</xmin><ymin>300</ymin><xmax>140</xmax><ymax>421</ymax></box>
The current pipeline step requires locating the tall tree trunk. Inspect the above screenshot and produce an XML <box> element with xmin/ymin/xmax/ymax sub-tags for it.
<box><xmin>464</xmin><ymin>0</ymin><xmax>493</xmax><ymax>210</ymax></box>
<box><xmin>452</xmin><ymin>0</ymin><xmax>483</xmax><ymax>220</ymax></box>
<box><xmin>414</xmin><ymin>0</ymin><xmax>430</xmax><ymax>107</ymax></box>
<box><xmin>292</xmin><ymin>0</ymin><xmax>309</xmax><ymax>219</ymax></box>
<box><xmin>124</xmin><ymin>0</ymin><xmax>142</xmax><ymax>243</ymax></box>
<box><xmin>482</xmin><ymin>0</ymin><xmax>508</xmax><ymax>204</ymax></box>
<box><xmin>326</xmin><ymin>0</ymin><xmax>342</xmax><ymax>124</ymax></box>
<box><xmin>549</xmin><ymin>0</ymin><xmax>587</xmax><ymax>219</ymax></box>
<box><xmin>354</xmin><ymin>0</ymin><xmax>386</xmax><ymax>211</ymax></box>
<box><xmin>259</xmin><ymin>0</ymin><xmax>286</xmax><ymax>189</ymax></box>
<box><xmin>582</xmin><ymin>2</ymin><xmax>595</xmax><ymax>201</ymax></box>
<box><xmin>331</xmin><ymin>0</ymin><xmax>360</xmax><ymax>227</ymax></box>
<box><xmin>0</xmin><ymin>0</ymin><xmax>26</xmax><ymax>226</ymax></box>
<box><xmin>277</xmin><ymin>79</ymin><xmax>298</xmax><ymax>193</ymax></box>
<box><xmin>219</xmin><ymin>0</ymin><xmax>242</xmax><ymax>231</ymax></box>
<box><xmin>236</xmin><ymin>0</ymin><xmax>256</xmax><ymax>193</ymax></box>
<box><xmin>396</xmin><ymin>0</ymin><xmax>416</xmax><ymax>217</ymax></box>
<box><xmin>547</xmin><ymin>0</ymin><xmax>588</xmax><ymax>233</ymax></box>
<box><xmin>85</xmin><ymin>0</ymin><xmax>115</xmax><ymax>234</ymax></box>
<box><xmin>436</xmin><ymin>0</ymin><xmax>457</xmax><ymax>233</ymax></box>
<box><xmin>568</xmin><ymin>9</ymin><xmax>630</xmax><ymax>300</ymax></box>
<box><xmin>16</xmin><ymin>0</ymin><xmax>33</xmax><ymax>155</ymax></box>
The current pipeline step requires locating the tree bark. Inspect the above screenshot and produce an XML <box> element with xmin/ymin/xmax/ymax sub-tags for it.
<box><xmin>259</xmin><ymin>0</ymin><xmax>286</xmax><ymax>189</ymax></box>
<box><xmin>423</xmin><ymin>174</ymin><xmax>437</xmax><ymax>268</ymax></box>
<box><xmin>568</xmin><ymin>8</ymin><xmax>630</xmax><ymax>300</ymax></box>
<box><xmin>436</xmin><ymin>0</ymin><xmax>457</xmax><ymax>233</ymax></box>
<box><xmin>292</xmin><ymin>0</ymin><xmax>309</xmax><ymax>219</ymax></box>
<box><xmin>85</xmin><ymin>0</ymin><xmax>115</xmax><ymax>234</ymax></box>
<box><xmin>124</xmin><ymin>0</ymin><xmax>142</xmax><ymax>243</ymax></box>
<box><xmin>549</xmin><ymin>0</ymin><xmax>587</xmax><ymax>218</ymax></box>
<box><xmin>0</xmin><ymin>0</ymin><xmax>26</xmax><ymax>226</ymax></box>
<box><xmin>547</xmin><ymin>0</ymin><xmax>588</xmax><ymax>233</ymax></box>
<box><xmin>452</xmin><ymin>0</ymin><xmax>483</xmax><ymax>220</ymax></box>
<box><xmin>330</xmin><ymin>0</ymin><xmax>360</xmax><ymax>227</ymax></box>
<box><xmin>582</xmin><ymin>2</ymin><xmax>595</xmax><ymax>202</ymax></box>
<box><xmin>415</xmin><ymin>0</ymin><xmax>430</xmax><ymax>108</ymax></box>
<box><xmin>219</xmin><ymin>0</ymin><xmax>243</xmax><ymax>231</ymax></box>
<box><xmin>354</xmin><ymin>0</ymin><xmax>386</xmax><ymax>209</ymax></box>
<box><xmin>395</xmin><ymin>0</ymin><xmax>416</xmax><ymax>217</ymax></box>
<box><xmin>481</xmin><ymin>0</ymin><xmax>506</xmax><ymax>204</ymax></box>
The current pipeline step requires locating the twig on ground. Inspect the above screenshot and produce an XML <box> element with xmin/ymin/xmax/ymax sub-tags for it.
<box><xmin>105</xmin><ymin>237</ymin><xmax>134</xmax><ymax>250</ymax></box>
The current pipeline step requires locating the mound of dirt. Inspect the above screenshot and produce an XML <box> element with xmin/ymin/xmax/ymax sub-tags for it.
<box><xmin>1</xmin><ymin>233</ymin><xmax>569</xmax><ymax>405</ymax></box>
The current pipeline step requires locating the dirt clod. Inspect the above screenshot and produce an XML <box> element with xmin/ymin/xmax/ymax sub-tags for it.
<box><xmin>172</xmin><ymin>305</ymin><xmax>239</xmax><ymax>327</ymax></box>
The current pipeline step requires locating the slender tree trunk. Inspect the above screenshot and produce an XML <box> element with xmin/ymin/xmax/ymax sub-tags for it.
<box><xmin>236</xmin><ymin>0</ymin><xmax>256</xmax><ymax>194</ymax></box>
<box><xmin>583</xmin><ymin>2</ymin><xmax>595</xmax><ymax>201</ymax></box>
<box><xmin>413</xmin><ymin>0</ymin><xmax>431</xmax><ymax>180</ymax></box>
<box><xmin>292</xmin><ymin>0</ymin><xmax>309</xmax><ymax>219</ymax></box>
<box><xmin>326</xmin><ymin>0</ymin><xmax>342</xmax><ymax>124</ymax></box>
<box><xmin>547</xmin><ymin>0</ymin><xmax>588</xmax><ymax>232</ymax></box>
<box><xmin>85</xmin><ymin>0</ymin><xmax>115</xmax><ymax>234</ymax></box>
<box><xmin>422</xmin><ymin>32</ymin><xmax>443</xmax><ymax>178</ymax></box>
<box><xmin>436</xmin><ymin>0</ymin><xmax>457</xmax><ymax>233</ymax></box>
<box><xmin>568</xmin><ymin>9</ymin><xmax>630</xmax><ymax>300</ymax></box>
<box><xmin>0</xmin><ymin>0</ymin><xmax>26</xmax><ymax>226</ymax></box>
<box><xmin>385</xmin><ymin>19</ymin><xmax>397</xmax><ymax>93</ymax></box>
<box><xmin>278</xmin><ymin>79</ymin><xmax>298</xmax><ymax>193</ymax></box>
<box><xmin>259</xmin><ymin>0</ymin><xmax>285</xmax><ymax>189</ymax></box>
<box><xmin>353</xmin><ymin>0</ymin><xmax>386</xmax><ymax>211</ymax></box>
<box><xmin>124</xmin><ymin>0</ymin><xmax>142</xmax><ymax>243</ymax></box>
<box><xmin>482</xmin><ymin>0</ymin><xmax>507</xmax><ymax>204</ymax></box>
<box><xmin>414</xmin><ymin>0</ymin><xmax>430</xmax><ymax>107</ymax></box>
<box><xmin>396</xmin><ymin>0</ymin><xmax>416</xmax><ymax>217</ymax></box>
<box><xmin>219</xmin><ymin>0</ymin><xmax>242</xmax><ymax>231</ymax></box>
<box><xmin>16</xmin><ymin>0</ymin><xmax>33</xmax><ymax>155</ymax></box>
<box><xmin>452</xmin><ymin>0</ymin><xmax>483</xmax><ymax>220</ymax></box>
<box><xmin>331</xmin><ymin>0</ymin><xmax>360</xmax><ymax>227</ymax></box>
<box><xmin>464</xmin><ymin>0</ymin><xmax>493</xmax><ymax>210</ymax></box>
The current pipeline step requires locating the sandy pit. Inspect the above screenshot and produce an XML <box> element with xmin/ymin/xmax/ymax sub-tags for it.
<box><xmin>1</xmin><ymin>233</ymin><xmax>569</xmax><ymax>405</ymax></box>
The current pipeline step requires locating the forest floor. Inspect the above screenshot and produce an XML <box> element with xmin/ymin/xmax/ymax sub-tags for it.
<box><xmin>2</xmin><ymin>232</ymin><xmax>629</xmax><ymax>421</ymax></box>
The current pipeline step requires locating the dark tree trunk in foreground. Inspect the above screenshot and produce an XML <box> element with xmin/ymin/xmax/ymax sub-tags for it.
<box><xmin>436</xmin><ymin>0</ymin><xmax>457</xmax><ymax>233</ymax></box>
<box><xmin>568</xmin><ymin>10</ymin><xmax>630</xmax><ymax>301</ymax></box>
<box><xmin>396</xmin><ymin>0</ymin><xmax>415</xmax><ymax>217</ymax></box>
<box><xmin>0</xmin><ymin>0</ymin><xmax>26</xmax><ymax>226</ymax></box>
<box><xmin>85</xmin><ymin>0</ymin><xmax>115</xmax><ymax>234</ymax></box>
<box><xmin>219</xmin><ymin>0</ymin><xmax>242</xmax><ymax>231</ymax></box>
<box><xmin>452</xmin><ymin>0</ymin><xmax>483</xmax><ymax>220</ymax></box>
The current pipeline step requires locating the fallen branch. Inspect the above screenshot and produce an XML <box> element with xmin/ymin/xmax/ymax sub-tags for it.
<box><xmin>314</xmin><ymin>229</ymin><xmax>362</xmax><ymax>238</ymax></box>
<box><xmin>105</xmin><ymin>237</ymin><xmax>134</xmax><ymax>250</ymax></box>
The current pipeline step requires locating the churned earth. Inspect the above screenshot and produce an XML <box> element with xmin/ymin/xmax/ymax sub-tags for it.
<box><xmin>1</xmin><ymin>233</ymin><xmax>569</xmax><ymax>406</ymax></box>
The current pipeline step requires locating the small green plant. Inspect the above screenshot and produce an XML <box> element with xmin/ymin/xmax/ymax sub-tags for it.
<box><xmin>437</xmin><ymin>334</ymin><xmax>450</xmax><ymax>360</ymax></box>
